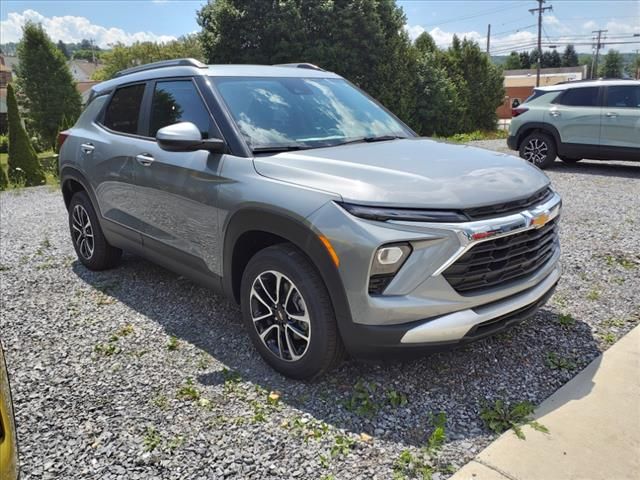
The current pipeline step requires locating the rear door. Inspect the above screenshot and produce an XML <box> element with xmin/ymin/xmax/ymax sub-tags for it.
<box><xmin>601</xmin><ymin>84</ymin><xmax>640</xmax><ymax>156</ymax></box>
<box><xmin>130</xmin><ymin>78</ymin><xmax>226</xmax><ymax>274</ymax></box>
<box><xmin>546</xmin><ymin>86</ymin><xmax>602</xmax><ymax>147</ymax></box>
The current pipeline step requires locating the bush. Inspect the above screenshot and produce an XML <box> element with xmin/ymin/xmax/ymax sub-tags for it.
<box><xmin>6</xmin><ymin>83</ymin><xmax>45</xmax><ymax>187</ymax></box>
<box><xmin>0</xmin><ymin>166</ymin><xmax>7</xmax><ymax>190</ymax></box>
<box><xmin>0</xmin><ymin>134</ymin><xmax>8</xmax><ymax>153</ymax></box>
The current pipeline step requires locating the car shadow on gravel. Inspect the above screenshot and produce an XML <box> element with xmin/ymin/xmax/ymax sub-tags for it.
<box><xmin>550</xmin><ymin>160</ymin><xmax>640</xmax><ymax>179</ymax></box>
<box><xmin>72</xmin><ymin>255</ymin><xmax>601</xmax><ymax>448</ymax></box>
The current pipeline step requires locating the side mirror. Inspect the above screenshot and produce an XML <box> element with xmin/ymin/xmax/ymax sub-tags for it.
<box><xmin>156</xmin><ymin>122</ymin><xmax>225</xmax><ymax>153</ymax></box>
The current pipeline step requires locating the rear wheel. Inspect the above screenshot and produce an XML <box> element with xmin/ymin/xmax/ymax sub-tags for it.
<box><xmin>68</xmin><ymin>191</ymin><xmax>122</xmax><ymax>270</ymax></box>
<box><xmin>519</xmin><ymin>132</ymin><xmax>557</xmax><ymax>169</ymax></box>
<box><xmin>559</xmin><ymin>155</ymin><xmax>582</xmax><ymax>164</ymax></box>
<box><xmin>240</xmin><ymin>244</ymin><xmax>345</xmax><ymax>379</ymax></box>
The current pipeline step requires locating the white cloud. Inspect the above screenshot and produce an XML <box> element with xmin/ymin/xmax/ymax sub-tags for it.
<box><xmin>582</xmin><ymin>20</ymin><xmax>597</xmax><ymax>30</ymax></box>
<box><xmin>0</xmin><ymin>9</ymin><xmax>177</xmax><ymax>48</ymax></box>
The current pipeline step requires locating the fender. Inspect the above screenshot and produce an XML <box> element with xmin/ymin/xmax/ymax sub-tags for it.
<box><xmin>223</xmin><ymin>207</ymin><xmax>354</xmax><ymax>328</ymax></box>
<box><xmin>60</xmin><ymin>166</ymin><xmax>99</xmax><ymax>211</ymax></box>
<box><xmin>513</xmin><ymin>122</ymin><xmax>562</xmax><ymax>150</ymax></box>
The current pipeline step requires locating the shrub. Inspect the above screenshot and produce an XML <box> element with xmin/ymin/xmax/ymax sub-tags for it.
<box><xmin>6</xmin><ymin>83</ymin><xmax>45</xmax><ymax>187</ymax></box>
<box><xmin>0</xmin><ymin>134</ymin><xmax>8</xmax><ymax>153</ymax></box>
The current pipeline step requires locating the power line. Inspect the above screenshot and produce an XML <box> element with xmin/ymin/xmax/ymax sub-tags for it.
<box><xmin>426</xmin><ymin>2</ymin><xmax>524</xmax><ymax>28</ymax></box>
<box><xmin>529</xmin><ymin>0</ymin><xmax>553</xmax><ymax>86</ymax></box>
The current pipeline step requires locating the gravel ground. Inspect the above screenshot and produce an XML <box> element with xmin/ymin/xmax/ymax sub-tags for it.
<box><xmin>1</xmin><ymin>145</ymin><xmax>639</xmax><ymax>479</ymax></box>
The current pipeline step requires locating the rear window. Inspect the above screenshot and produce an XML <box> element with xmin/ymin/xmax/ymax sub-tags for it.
<box><xmin>555</xmin><ymin>87</ymin><xmax>599</xmax><ymax>107</ymax></box>
<box><xmin>606</xmin><ymin>85</ymin><xmax>640</xmax><ymax>108</ymax></box>
<box><xmin>524</xmin><ymin>89</ymin><xmax>557</xmax><ymax>103</ymax></box>
<box><xmin>103</xmin><ymin>83</ymin><xmax>146</xmax><ymax>134</ymax></box>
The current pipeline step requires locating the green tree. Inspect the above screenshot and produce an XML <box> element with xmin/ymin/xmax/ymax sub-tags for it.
<box><xmin>600</xmin><ymin>50</ymin><xmax>624</xmax><ymax>78</ymax></box>
<box><xmin>6</xmin><ymin>83</ymin><xmax>45</xmax><ymax>186</ymax></box>
<box><xmin>561</xmin><ymin>44</ymin><xmax>578</xmax><ymax>67</ymax></box>
<box><xmin>197</xmin><ymin>0</ymin><xmax>417</xmax><ymax>123</ymax></box>
<box><xmin>57</xmin><ymin>40</ymin><xmax>70</xmax><ymax>59</ymax></box>
<box><xmin>15</xmin><ymin>22</ymin><xmax>82</xmax><ymax>150</ymax></box>
<box><xmin>549</xmin><ymin>50</ymin><xmax>561</xmax><ymax>68</ymax></box>
<box><xmin>415</xmin><ymin>32</ymin><xmax>437</xmax><ymax>55</ymax></box>
<box><xmin>92</xmin><ymin>35</ymin><xmax>204</xmax><ymax>80</ymax></box>
<box><xmin>519</xmin><ymin>51</ymin><xmax>531</xmax><ymax>69</ymax></box>
<box><xmin>504</xmin><ymin>51</ymin><xmax>522</xmax><ymax>70</ymax></box>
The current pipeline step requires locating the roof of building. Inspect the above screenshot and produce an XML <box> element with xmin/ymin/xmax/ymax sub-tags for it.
<box><xmin>68</xmin><ymin>59</ymin><xmax>101</xmax><ymax>78</ymax></box>
<box><xmin>504</xmin><ymin>66</ymin><xmax>587</xmax><ymax>76</ymax></box>
<box><xmin>536</xmin><ymin>78</ymin><xmax>640</xmax><ymax>91</ymax></box>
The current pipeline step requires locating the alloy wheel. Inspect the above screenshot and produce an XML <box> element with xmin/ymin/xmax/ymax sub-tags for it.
<box><xmin>71</xmin><ymin>204</ymin><xmax>94</xmax><ymax>260</ymax></box>
<box><xmin>250</xmin><ymin>270</ymin><xmax>311</xmax><ymax>362</ymax></box>
<box><xmin>523</xmin><ymin>138</ymin><xmax>548</xmax><ymax>165</ymax></box>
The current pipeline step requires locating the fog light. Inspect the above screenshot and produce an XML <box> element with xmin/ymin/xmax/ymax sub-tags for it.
<box><xmin>371</xmin><ymin>243</ymin><xmax>412</xmax><ymax>277</ymax></box>
<box><xmin>377</xmin><ymin>246</ymin><xmax>405</xmax><ymax>265</ymax></box>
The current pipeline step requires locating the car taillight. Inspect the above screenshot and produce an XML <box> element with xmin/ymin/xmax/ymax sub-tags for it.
<box><xmin>57</xmin><ymin>130</ymin><xmax>70</xmax><ymax>149</ymax></box>
<box><xmin>512</xmin><ymin>107</ymin><xmax>529</xmax><ymax>117</ymax></box>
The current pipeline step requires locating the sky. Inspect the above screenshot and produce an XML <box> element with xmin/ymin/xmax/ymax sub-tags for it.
<box><xmin>1</xmin><ymin>0</ymin><xmax>639</xmax><ymax>55</ymax></box>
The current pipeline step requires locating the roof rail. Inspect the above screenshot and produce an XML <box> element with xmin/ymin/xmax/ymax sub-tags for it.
<box><xmin>274</xmin><ymin>63</ymin><xmax>325</xmax><ymax>72</ymax></box>
<box><xmin>554</xmin><ymin>78</ymin><xmax>635</xmax><ymax>85</ymax></box>
<box><xmin>114</xmin><ymin>58</ymin><xmax>207</xmax><ymax>78</ymax></box>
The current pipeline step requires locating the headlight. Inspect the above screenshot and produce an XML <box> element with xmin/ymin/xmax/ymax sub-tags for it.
<box><xmin>338</xmin><ymin>202</ymin><xmax>467</xmax><ymax>222</ymax></box>
<box><xmin>369</xmin><ymin>242</ymin><xmax>412</xmax><ymax>295</ymax></box>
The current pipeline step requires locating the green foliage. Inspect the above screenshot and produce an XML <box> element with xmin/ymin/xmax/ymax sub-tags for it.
<box><xmin>545</xmin><ymin>352</ymin><xmax>577</xmax><ymax>371</ymax></box>
<box><xmin>557</xmin><ymin>313</ymin><xmax>576</xmax><ymax>328</ymax></box>
<box><xmin>329</xmin><ymin>434</ymin><xmax>356</xmax><ymax>458</ymax></box>
<box><xmin>56</xmin><ymin>40</ymin><xmax>70</xmax><ymax>59</ymax></box>
<box><xmin>426</xmin><ymin>412</ymin><xmax>447</xmax><ymax>452</ymax></box>
<box><xmin>6</xmin><ymin>83</ymin><xmax>45</xmax><ymax>186</ymax></box>
<box><xmin>143</xmin><ymin>426</ymin><xmax>162</xmax><ymax>452</ymax></box>
<box><xmin>176</xmin><ymin>378</ymin><xmax>200</xmax><ymax>401</ymax></box>
<box><xmin>414</xmin><ymin>32</ymin><xmax>437</xmax><ymax>55</ymax></box>
<box><xmin>15</xmin><ymin>22</ymin><xmax>81</xmax><ymax>150</ymax></box>
<box><xmin>600</xmin><ymin>50</ymin><xmax>624</xmax><ymax>78</ymax></box>
<box><xmin>561</xmin><ymin>44</ymin><xmax>579</xmax><ymax>67</ymax></box>
<box><xmin>92</xmin><ymin>35</ymin><xmax>204</xmax><ymax>80</ymax></box>
<box><xmin>0</xmin><ymin>135</ymin><xmax>7</xmax><ymax>154</ymax></box>
<box><xmin>504</xmin><ymin>51</ymin><xmax>522</xmax><ymax>70</ymax></box>
<box><xmin>480</xmin><ymin>400</ymin><xmax>549</xmax><ymax>440</ymax></box>
<box><xmin>344</xmin><ymin>380</ymin><xmax>379</xmax><ymax>417</ymax></box>
<box><xmin>393</xmin><ymin>449</ymin><xmax>434</xmax><ymax>480</ymax></box>
<box><xmin>519</xmin><ymin>51</ymin><xmax>531</xmax><ymax>69</ymax></box>
<box><xmin>442</xmin><ymin>130</ymin><xmax>508</xmax><ymax>143</ymax></box>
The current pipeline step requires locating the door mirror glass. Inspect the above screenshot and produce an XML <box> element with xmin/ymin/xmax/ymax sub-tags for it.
<box><xmin>156</xmin><ymin>122</ymin><xmax>224</xmax><ymax>153</ymax></box>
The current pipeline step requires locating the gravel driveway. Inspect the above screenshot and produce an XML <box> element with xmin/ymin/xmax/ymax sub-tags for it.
<box><xmin>1</xmin><ymin>144</ymin><xmax>639</xmax><ymax>479</ymax></box>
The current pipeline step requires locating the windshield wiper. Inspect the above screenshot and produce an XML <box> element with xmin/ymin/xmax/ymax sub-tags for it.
<box><xmin>252</xmin><ymin>145</ymin><xmax>311</xmax><ymax>153</ymax></box>
<box><xmin>328</xmin><ymin>135</ymin><xmax>408</xmax><ymax>147</ymax></box>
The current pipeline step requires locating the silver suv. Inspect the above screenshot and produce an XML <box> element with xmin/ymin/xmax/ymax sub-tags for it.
<box><xmin>59</xmin><ymin>59</ymin><xmax>562</xmax><ymax>379</ymax></box>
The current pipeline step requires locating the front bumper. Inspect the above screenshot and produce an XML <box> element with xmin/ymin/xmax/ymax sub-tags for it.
<box><xmin>340</xmin><ymin>265</ymin><xmax>559</xmax><ymax>358</ymax></box>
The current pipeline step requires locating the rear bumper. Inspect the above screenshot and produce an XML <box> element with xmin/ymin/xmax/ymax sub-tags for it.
<box><xmin>507</xmin><ymin>135</ymin><xmax>518</xmax><ymax>150</ymax></box>
<box><xmin>342</xmin><ymin>264</ymin><xmax>560</xmax><ymax>358</ymax></box>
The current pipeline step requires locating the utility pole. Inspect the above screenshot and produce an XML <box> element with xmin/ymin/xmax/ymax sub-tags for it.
<box><xmin>529</xmin><ymin>0</ymin><xmax>553</xmax><ymax>87</ymax></box>
<box><xmin>486</xmin><ymin>24</ymin><xmax>491</xmax><ymax>54</ymax></box>
<box><xmin>591</xmin><ymin>30</ymin><xmax>607</xmax><ymax>79</ymax></box>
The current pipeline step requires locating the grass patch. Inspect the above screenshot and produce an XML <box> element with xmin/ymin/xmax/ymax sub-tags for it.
<box><xmin>143</xmin><ymin>426</ymin><xmax>162</xmax><ymax>452</ymax></box>
<box><xmin>480</xmin><ymin>400</ymin><xmax>549</xmax><ymax>440</ymax></box>
<box><xmin>439</xmin><ymin>130</ymin><xmax>509</xmax><ymax>143</ymax></box>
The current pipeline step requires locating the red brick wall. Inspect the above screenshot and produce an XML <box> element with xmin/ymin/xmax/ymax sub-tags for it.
<box><xmin>497</xmin><ymin>86</ymin><xmax>535</xmax><ymax>119</ymax></box>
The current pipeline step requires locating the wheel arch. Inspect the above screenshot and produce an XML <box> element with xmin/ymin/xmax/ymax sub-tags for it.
<box><xmin>60</xmin><ymin>167</ymin><xmax>98</xmax><ymax>211</ymax></box>
<box><xmin>223</xmin><ymin>208</ymin><xmax>353</xmax><ymax>326</ymax></box>
<box><xmin>515</xmin><ymin>122</ymin><xmax>561</xmax><ymax>151</ymax></box>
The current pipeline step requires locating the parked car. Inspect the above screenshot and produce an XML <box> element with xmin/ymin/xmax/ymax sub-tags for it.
<box><xmin>508</xmin><ymin>79</ymin><xmax>640</xmax><ymax>168</ymax></box>
<box><xmin>59</xmin><ymin>59</ymin><xmax>562</xmax><ymax>379</ymax></box>
<box><xmin>0</xmin><ymin>342</ymin><xmax>18</xmax><ymax>480</ymax></box>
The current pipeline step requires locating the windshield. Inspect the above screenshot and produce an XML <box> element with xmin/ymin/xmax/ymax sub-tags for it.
<box><xmin>212</xmin><ymin>77</ymin><xmax>410</xmax><ymax>151</ymax></box>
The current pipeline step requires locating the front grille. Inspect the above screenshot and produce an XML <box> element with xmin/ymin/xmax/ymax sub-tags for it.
<box><xmin>463</xmin><ymin>187</ymin><xmax>554</xmax><ymax>220</ymax></box>
<box><xmin>443</xmin><ymin>217</ymin><xmax>559</xmax><ymax>295</ymax></box>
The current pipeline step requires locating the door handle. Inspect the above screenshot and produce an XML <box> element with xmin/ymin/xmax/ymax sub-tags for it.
<box><xmin>549</xmin><ymin>111</ymin><xmax>561</xmax><ymax>117</ymax></box>
<box><xmin>605</xmin><ymin>112</ymin><xmax>618</xmax><ymax>118</ymax></box>
<box><xmin>135</xmin><ymin>153</ymin><xmax>154</xmax><ymax>166</ymax></box>
<box><xmin>81</xmin><ymin>143</ymin><xmax>95</xmax><ymax>154</ymax></box>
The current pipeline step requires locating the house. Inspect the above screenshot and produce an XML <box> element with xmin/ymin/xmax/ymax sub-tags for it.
<box><xmin>497</xmin><ymin>66</ymin><xmax>588</xmax><ymax>119</ymax></box>
<box><xmin>0</xmin><ymin>57</ymin><xmax>14</xmax><ymax>134</ymax></box>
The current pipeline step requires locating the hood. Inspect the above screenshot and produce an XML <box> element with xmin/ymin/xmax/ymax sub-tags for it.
<box><xmin>253</xmin><ymin>138</ymin><xmax>550</xmax><ymax>209</ymax></box>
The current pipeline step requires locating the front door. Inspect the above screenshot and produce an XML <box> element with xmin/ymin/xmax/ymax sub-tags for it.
<box><xmin>546</xmin><ymin>86</ymin><xmax>602</xmax><ymax>147</ymax></box>
<box><xmin>131</xmin><ymin>78</ymin><xmax>226</xmax><ymax>275</ymax></box>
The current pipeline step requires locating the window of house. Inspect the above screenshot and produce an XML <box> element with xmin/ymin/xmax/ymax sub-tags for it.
<box><xmin>103</xmin><ymin>83</ymin><xmax>146</xmax><ymax>134</ymax></box>
<box><xmin>149</xmin><ymin>80</ymin><xmax>212</xmax><ymax>138</ymax></box>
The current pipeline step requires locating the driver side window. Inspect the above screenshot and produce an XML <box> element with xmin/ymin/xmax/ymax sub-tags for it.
<box><xmin>149</xmin><ymin>80</ymin><xmax>213</xmax><ymax>138</ymax></box>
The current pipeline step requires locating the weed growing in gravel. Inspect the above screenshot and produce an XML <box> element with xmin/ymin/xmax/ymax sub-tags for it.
<box><xmin>344</xmin><ymin>380</ymin><xmax>379</xmax><ymax>417</ymax></box>
<box><xmin>167</xmin><ymin>336</ymin><xmax>179</xmax><ymax>351</ymax></box>
<box><xmin>118</xmin><ymin>324</ymin><xmax>134</xmax><ymax>336</ymax></box>
<box><xmin>545</xmin><ymin>352</ymin><xmax>577</xmax><ymax>371</ymax></box>
<box><xmin>94</xmin><ymin>341</ymin><xmax>120</xmax><ymax>356</ymax></box>
<box><xmin>221</xmin><ymin>368</ymin><xmax>243</xmax><ymax>396</ymax></box>
<box><xmin>330</xmin><ymin>435</ymin><xmax>356</xmax><ymax>458</ymax></box>
<box><xmin>143</xmin><ymin>426</ymin><xmax>162</xmax><ymax>452</ymax></box>
<box><xmin>600</xmin><ymin>332</ymin><xmax>616</xmax><ymax>346</ymax></box>
<box><xmin>167</xmin><ymin>435</ymin><xmax>185</xmax><ymax>451</ymax></box>
<box><xmin>426</xmin><ymin>412</ymin><xmax>447</xmax><ymax>453</ymax></box>
<box><xmin>586</xmin><ymin>289</ymin><xmax>601</xmax><ymax>301</ymax></box>
<box><xmin>557</xmin><ymin>313</ymin><xmax>576</xmax><ymax>328</ymax></box>
<box><xmin>0</xmin><ymin>264</ymin><xmax>9</xmax><ymax>271</ymax></box>
<box><xmin>386</xmin><ymin>389</ymin><xmax>408</xmax><ymax>408</ymax></box>
<box><xmin>177</xmin><ymin>378</ymin><xmax>200</xmax><ymax>401</ymax></box>
<box><xmin>480</xmin><ymin>400</ymin><xmax>549</xmax><ymax>440</ymax></box>
<box><xmin>196</xmin><ymin>353</ymin><xmax>211</xmax><ymax>370</ymax></box>
<box><xmin>603</xmin><ymin>317</ymin><xmax>629</xmax><ymax>328</ymax></box>
<box><xmin>152</xmin><ymin>394</ymin><xmax>169</xmax><ymax>410</ymax></box>
<box><xmin>393</xmin><ymin>449</ymin><xmax>434</xmax><ymax>480</ymax></box>
<box><xmin>604</xmin><ymin>253</ymin><xmax>637</xmax><ymax>270</ymax></box>
<box><xmin>285</xmin><ymin>416</ymin><xmax>330</xmax><ymax>442</ymax></box>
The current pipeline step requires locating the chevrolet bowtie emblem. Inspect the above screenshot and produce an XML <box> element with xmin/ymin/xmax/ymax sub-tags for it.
<box><xmin>531</xmin><ymin>212</ymin><xmax>550</xmax><ymax>228</ymax></box>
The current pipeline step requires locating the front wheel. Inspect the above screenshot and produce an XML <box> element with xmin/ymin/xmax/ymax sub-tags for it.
<box><xmin>240</xmin><ymin>244</ymin><xmax>345</xmax><ymax>379</ymax></box>
<box><xmin>519</xmin><ymin>132</ymin><xmax>557</xmax><ymax>169</ymax></box>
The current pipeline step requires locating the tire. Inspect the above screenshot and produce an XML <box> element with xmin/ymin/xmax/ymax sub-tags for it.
<box><xmin>519</xmin><ymin>132</ymin><xmax>557</xmax><ymax>169</ymax></box>
<box><xmin>558</xmin><ymin>155</ymin><xmax>582</xmax><ymax>164</ymax></box>
<box><xmin>68</xmin><ymin>191</ymin><xmax>122</xmax><ymax>270</ymax></box>
<box><xmin>240</xmin><ymin>244</ymin><xmax>345</xmax><ymax>380</ymax></box>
